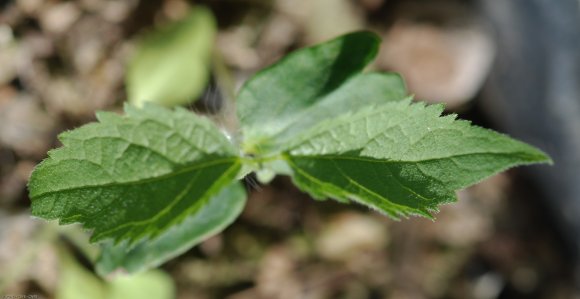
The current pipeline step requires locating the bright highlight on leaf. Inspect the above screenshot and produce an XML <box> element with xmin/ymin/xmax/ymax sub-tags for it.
<box><xmin>28</xmin><ymin>30</ymin><xmax>552</xmax><ymax>275</ymax></box>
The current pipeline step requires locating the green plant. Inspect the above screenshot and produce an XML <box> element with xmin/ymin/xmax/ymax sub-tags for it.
<box><xmin>27</xmin><ymin>31</ymin><xmax>551</xmax><ymax>275</ymax></box>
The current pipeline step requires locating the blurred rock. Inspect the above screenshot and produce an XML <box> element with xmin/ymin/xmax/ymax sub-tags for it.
<box><xmin>79</xmin><ymin>0</ymin><xmax>104</xmax><ymax>13</ymax></box>
<box><xmin>0</xmin><ymin>85</ymin><xmax>17</xmax><ymax>105</ymax></box>
<box><xmin>39</xmin><ymin>2</ymin><xmax>81</xmax><ymax>35</ymax></box>
<box><xmin>278</xmin><ymin>0</ymin><xmax>365</xmax><ymax>44</ymax></box>
<box><xmin>357</xmin><ymin>0</ymin><xmax>384</xmax><ymax>12</ymax></box>
<box><xmin>0</xmin><ymin>4</ymin><xmax>22</xmax><ymax>28</ymax></box>
<box><xmin>0</xmin><ymin>24</ymin><xmax>14</xmax><ymax>46</ymax></box>
<box><xmin>163</xmin><ymin>0</ymin><xmax>191</xmax><ymax>21</ymax></box>
<box><xmin>472</xmin><ymin>272</ymin><xmax>504</xmax><ymax>299</ymax></box>
<box><xmin>0</xmin><ymin>28</ymin><xmax>17</xmax><ymax>85</ymax></box>
<box><xmin>316</xmin><ymin>212</ymin><xmax>388</xmax><ymax>261</ymax></box>
<box><xmin>511</xmin><ymin>266</ymin><xmax>539</xmax><ymax>294</ymax></box>
<box><xmin>257</xmin><ymin>14</ymin><xmax>299</xmax><ymax>65</ymax></box>
<box><xmin>431</xmin><ymin>187</ymin><xmax>497</xmax><ymax>247</ymax></box>
<box><xmin>100</xmin><ymin>0</ymin><xmax>137</xmax><ymax>23</ymax></box>
<box><xmin>257</xmin><ymin>246</ymin><xmax>302</xmax><ymax>299</ymax></box>
<box><xmin>303</xmin><ymin>0</ymin><xmax>365</xmax><ymax>44</ymax></box>
<box><xmin>16</xmin><ymin>0</ymin><xmax>44</xmax><ymax>16</ymax></box>
<box><xmin>0</xmin><ymin>160</ymin><xmax>35</xmax><ymax>206</ymax></box>
<box><xmin>43</xmin><ymin>77</ymin><xmax>97</xmax><ymax>117</ymax></box>
<box><xmin>14</xmin><ymin>9</ymin><xmax>125</xmax><ymax>119</ymax></box>
<box><xmin>241</xmin><ymin>184</ymin><xmax>305</xmax><ymax>231</ymax></box>
<box><xmin>276</xmin><ymin>0</ymin><xmax>309</xmax><ymax>28</ymax></box>
<box><xmin>0</xmin><ymin>95</ymin><xmax>56</xmax><ymax>158</ymax></box>
<box><xmin>378</xmin><ymin>4</ymin><xmax>495</xmax><ymax>108</ymax></box>
<box><xmin>177</xmin><ymin>258</ymin><xmax>255</xmax><ymax>288</ymax></box>
<box><xmin>19</xmin><ymin>32</ymin><xmax>55</xmax><ymax>58</ymax></box>
<box><xmin>0</xmin><ymin>214</ymin><xmax>37</xmax><ymax>264</ymax></box>
<box><xmin>0</xmin><ymin>212</ymin><xmax>44</xmax><ymax>292</ymax></box>
<box><xmin>29</xmin><ymin>242</ymin><xmax>59</xmax><ymax>295</ymax></box>
<box><xmin>217</xmin><ymin>27</ymin><xmax>260</xmax><ymax>70</ymax></box>
<box><xmin>66</xmin><ymin>15</ymin><xmax>122</xmax><ymax>75</ymax></box>
<box><xmin>199</xmin><ymin>234</ymin><xmax>223</xmax><ymax>258</ymax></box>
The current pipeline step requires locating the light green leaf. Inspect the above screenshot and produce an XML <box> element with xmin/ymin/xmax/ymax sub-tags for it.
<box><xmin>58</xmin><ymin>249</ymin><xmax>106</xmax><ymax>299</ymax></box>
<box><xmin>127</xmin><ymin>7</ymin><xmax>216</xmax><ymax>107</ymax></box>
<box><xmin>58</xmin><ymin>249</ymin><xmax>174</xmax><ymax>299</ymax></box>
<box><xmin>28</xmin><ymin>104</ymin><xmax>243</xmax><ymax>247</ymax></box>
<box><xmin>260</xmin><ymin>72</ymin><xmax>407</xmax><ymax>153</ymax></box>
<box><xmin>96</xmin><ymin>182</ymin><xmax>246</xmax><ymax>275</ymax></box>
<box><xmin>237</xmin><ymin>31</ymin><xmax>402</xmax><ymax>151</ymax></box>
<box><xmin>283</xmin><ymin>100</ymin><xmax>551</xmax><ymax>217</ymax></box>
<box><xmin>108</xmin><ymin>270</ymin><xmax>175</xmax><ymax>299</ymax></box>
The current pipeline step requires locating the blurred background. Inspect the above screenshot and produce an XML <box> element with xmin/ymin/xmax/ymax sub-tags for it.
<box><xmin>1</xmin><ymin>0</ymin><xmax>579</xmax><ymax>298</ymax></box>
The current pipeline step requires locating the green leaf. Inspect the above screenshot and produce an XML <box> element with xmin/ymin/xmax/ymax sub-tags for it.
<box><xmin>96</xmin><ymin>182</ymin><xmax>246</xmax><ymax>275</ymax></box>
<box><xmin>283</xmin><ymin>100</ymin><xmax>551</xmax><ymax>218</ymax></box>
<box><xmin>28</xmin><ymin>104</ymin><xmax>244</xmax><ymax>247</ymax></box>
<box><xmin>27</xmin><ymin>30</ymin><xmax>553</xmax><ymax>275</ymax></box>
<box><xmin>108</xmin><ymin>270</ymin><xmax>175</xmax><ymax>299</ymax></box>
<box><xmin>58</xmin><ymin>248</ymin><xmax>106</xmax><ymax>299</ymax></box>
<box><xmin>127</xmin><ymin>7</ymin><xmax>216</xmax><ymax>107</ymax></box>
<box><xmin>237</xmin><ymin>31</ymin><xmax>551</xmax><ymax>218</ymax></box>
<box><xmin>260</xmin><ymin>72</ymin><xmax>407</xmax><ymax>153</ymax></box>
<box><xmin>237</xmin><ymin>31</ymin><xmax>401</xmax><ymax>150</ymax></box>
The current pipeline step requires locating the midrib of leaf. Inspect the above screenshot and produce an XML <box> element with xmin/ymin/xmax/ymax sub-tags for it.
<box><xmin>291</xmin><ymin>155</ymin><xmax>432</xmax><ymax>200</ymax></box>
<box><xmin>285</xmin><ymin>151</ymin><xmax>545</xmax><ymax>196</ymax></box>
<box><xmin>93</xmin><ymin>160</ymin><xmax>241</xmax><ymax>243</ymax></box>
<box><xmin>32</xmin><ymin>157</ymin><xmax>241</xmax><ymax>244</ymax></box>
<box><xmin>96</xmin><ymin>182</ymin><xmax>246</xmax><ymax>275</ymax></box>
<box><xmin>32</xmin><ymin>157</ymin><xmax>238</xmax><ymax>198</ymax></box>
<box><xmin>273</xmin><ymin>96</ymin><xmax>550</xmax><ymax>218</ymax></box>
<box><xmin>288</xmin><ymin>151</ymin><xmax>544</xmax><ymax>167</ymax></box>
<box><xmin>284</xmin><ymin>155</ymin><xmax>428</xmax><ymax>217</ymax></box>
<box><xmin>29</xmin><ymin>104</ymin><xmax>246</xmax><ymax>246</ymax></box>
<box><xmin>36</xmin><ymin>159</ymin><xmax>240</xmax><ymax>244</ymax></box>
<box><xmin>279</xmin><ymin>100</ymin><xmax>548</xmax><ymax>162</ymax></box>
<box><xmin>73</xmin><ymin>170</ymin><xmax>205</xmax><ymax>239</ymax></box>
<box><xmin>243</xmin><ymin>94</ymin><xmax>548</xmax><ymax>217</ymax></box>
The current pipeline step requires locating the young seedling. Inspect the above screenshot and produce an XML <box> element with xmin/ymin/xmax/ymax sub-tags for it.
<box><xmin>27</xmin><ymin>31</ymin><xmax>551</xmax><ymax>275</ymax></box>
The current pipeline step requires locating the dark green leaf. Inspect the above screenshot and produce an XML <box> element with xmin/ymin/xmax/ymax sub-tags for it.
<box><xmin>237</xmin><ymin>31</ymin><xmax>388</xmax><ymax>150</ymax></box>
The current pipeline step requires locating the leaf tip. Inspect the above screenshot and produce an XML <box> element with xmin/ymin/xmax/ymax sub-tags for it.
<box><xmin>532</xmin><ymin>149</ymin><xmax>554</xmax><ymax>166</ymax></box>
